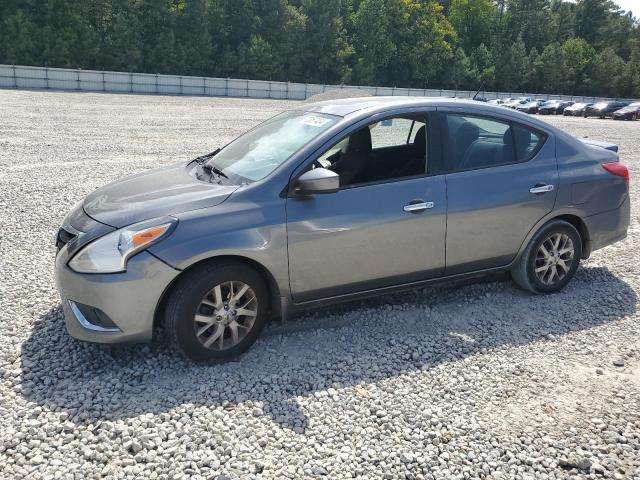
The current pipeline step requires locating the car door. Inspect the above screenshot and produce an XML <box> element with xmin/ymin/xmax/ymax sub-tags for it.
<box><xmin>437</xmin><ymin>110</ymin><xmax>558</xmax><ymax>275</ymax></box>
<box><xmin>286</xmin><ymin>112</ymin><xmax>446</xmax><ymax>303</ymax></box>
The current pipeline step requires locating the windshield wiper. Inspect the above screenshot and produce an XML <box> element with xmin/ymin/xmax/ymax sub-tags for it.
<box><xmin>193</xmin><ymin>148</ymin><xmax>220</xmax><ymax>164</ymax></box>
<box><xmin>201</xmin><ymin>163</ymin><xmax>229</xmax><ymax>179</ymax></box>
<box><xmin>192</xmin><ymin>148</ymin><xmax>229</xmax><ymax>180</ymax></box>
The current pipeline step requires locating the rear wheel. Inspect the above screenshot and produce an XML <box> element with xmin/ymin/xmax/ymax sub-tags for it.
<box><xmin>511</xmin><ymin>220</ymin><xmax>582</xmax><ymax>294</ymax></box>
<box><xmin>164</xmin><ymin>261</ymin><xmax>269</xmax><ymax>362</ymax></box>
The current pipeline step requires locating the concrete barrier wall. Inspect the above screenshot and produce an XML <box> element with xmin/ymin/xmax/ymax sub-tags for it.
<box><xmin>1</xmin><ymin>64</ymin><xmax>637</xmax><ymax>103</ymax></box>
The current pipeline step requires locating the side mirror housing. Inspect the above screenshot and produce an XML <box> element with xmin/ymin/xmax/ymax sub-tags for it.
<box><xmin>294</xmin><ymin>168</ymin><xmax>340</xmax><ymax>195</ymax></box>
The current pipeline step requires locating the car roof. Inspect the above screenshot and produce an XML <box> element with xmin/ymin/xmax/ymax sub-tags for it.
<box><xmin>296</xmin><ymin>95</ymin><xmax>566</xmax><ymax>136</ymax></box>
<box><xmin>299</xmin><ymin>96</ymin><xmax>516</xmax><ymax>117</ymax></box>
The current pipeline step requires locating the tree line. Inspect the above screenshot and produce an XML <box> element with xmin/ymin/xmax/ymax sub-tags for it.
<box><xmin>1</xmin><ymin>0</ymin><xmax>639</xmax><ymax>98</ymax></box>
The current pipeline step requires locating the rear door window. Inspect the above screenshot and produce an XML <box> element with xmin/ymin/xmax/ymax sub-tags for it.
<box><xmin>441</xmin><ymin>114</ymin><xmax>546</xmax><ymax>172</ymax></box>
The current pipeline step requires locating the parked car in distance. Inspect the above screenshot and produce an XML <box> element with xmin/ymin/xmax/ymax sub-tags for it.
<box><xmin>563</xmin><ymin>102</ymin><xmax>593</xmax><ymax>116</ymax></box>
<box><xmin>488</xmin><ymin>98</ymin><xmax>505</xmax><ymax>105</ymax></box>
<box><xmin>538</xmin><ymin>100</ymin><xmax>574</xmax><ymax>115</ymax></box>
<box><xmin>55</xmin><ymin>97</ymin><xmax>631</xmax><ymax>361</ymax></box>
<box><xmin>584</xmin><ymin>101</ymin><xmax>630</xmax><ymax>118</ymax></box>
<box><xmin>612</xmin><ymin>102</ymin><xmax>640</xmax><ymax>120</ymax></box>
<box><xmin>504</xmin><ymin>97</ymin><xmax>532</xmax><ymax>109</ymax></box>
<box><xmin>516</xmin><ymin>99</ymin><xmax>546</xmax><ymax>114</ymax></box>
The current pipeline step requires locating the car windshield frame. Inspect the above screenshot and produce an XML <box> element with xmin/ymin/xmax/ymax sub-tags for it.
<box><xmin>204</xmin><ymin>110</ymin><xmax>339</xmax><ymax>184</ymax></box>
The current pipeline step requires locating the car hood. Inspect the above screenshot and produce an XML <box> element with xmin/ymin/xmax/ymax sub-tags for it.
<box><xmin>83</xmin><ymin>163</ymin><xmax>239</xmax><ymax>228</ymax></box>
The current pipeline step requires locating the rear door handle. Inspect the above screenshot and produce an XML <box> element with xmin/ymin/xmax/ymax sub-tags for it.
<box><xmin>530</xmin><ymin>184</ymin><xmax>554</xmax><ymax>194</ymax></box>
<box><xmin>403</xmin><ymin>201</ymin><xmax>434</xmax><ymax>213</ymax></box>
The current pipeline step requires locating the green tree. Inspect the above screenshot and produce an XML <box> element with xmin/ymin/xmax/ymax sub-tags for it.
<box><xmin>574</xmin><ymin>0</ymin><xmax>615</xmax><ymax>46</ymax></box>
<box><xmin>549</xmin><ymin>0</ymin><xmax>576</xmax><ymax>43</ymax></box>
<box><xmin>561</xmin><ymin>37</ymin><xmax>594</xmax><ymax>94</ymax></box>
<box><xmin>352</xmin><ymin>0</ymin><xmax>395</xmax><ymax>84</ymax></box>
<box><xmin>443</xmin><ymin>47</ymin><xmax>471</xmax><ymax>89</ymax></box>
<box><xmin>385</xmin><ymin>0</ymin><xmax>456</xmax><ymax>87</ymax></box>
<box><xmin>494</xmin><ymin>36</ymin><xmax>527</xmax><ymax>91</ymax></box>
<box><xmin>589</xmin><ymin>47</ymin><xmax>625</xmax><ymax>96</ymax></box>
<box><xmin>0</xmin><ymin>10</ymin><xmax>39</xmax><ymax>65</ymax></box>
<box><xmin>0</xmin><ymin>0</ymin><xmax>638</xmax><ymax>97</ymax></box>
<box><xmin>617</xmin><ymin>40</ymin><xmax>640</xmax><ymax>97</ymax></box>
<box><xmin>174</xmin><ymin>0</ymin><xmax>213</xmax><ymax>76</ymax></box>
<box><xmin>448</xmin><ymin>0</ymin><xmax>493</xmax><ymax>54</ymax></box>
<box><xmin>298</xmin><ymin>0</ymin><xmax>352</xmax><ymax>83</ymax></box>
<box><xmin>276</xmin><ymin>4</ymin><xmax>308</xmax><ymax>81</ymax></box>
<box><xmin>526</xmin><ymin>47</ymin><xmax>544</xmax><ymax>91</ymax></box>
<box><xmin>540</xmin><ymin>43</ymin><xmax>565</xmax><ymax>92</ymax></box>
<box><xmin>470</xmin><ymin>43</ymin><xmax>495</xmax><ymax>87</ymax></box>
<box><xmin>505</xmin><ymin>0</ymin><xmax>552</xmax><ymax>51</ymax></box>
<box><xmin>101</xmin><ymin>10</ymin><xmax>143</xmax><ymax>71</ymax></box>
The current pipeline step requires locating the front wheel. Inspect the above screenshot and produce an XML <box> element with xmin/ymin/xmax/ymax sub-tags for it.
<box><xmin>164</xmin><ymin>261</ymin><xmax>269</xmax><ymax>362</ymax></box>
<box><xmin>511</xmin><ymin>220</ymin><xmax>582</xmax><ymax>294</ymax></box>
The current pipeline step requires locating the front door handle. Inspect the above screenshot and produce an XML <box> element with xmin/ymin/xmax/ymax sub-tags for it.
<box><xmin>403</xmin><ymin>201</ymin><xmax>434</xmax><ymax>213</ymax></box>
<box><xmin>529</xmin><ymin>184</ymin><xmax>554</xmax><ymax>194</ymax></box>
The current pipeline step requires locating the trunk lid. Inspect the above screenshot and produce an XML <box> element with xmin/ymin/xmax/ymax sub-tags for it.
<box><xmin>579</xmin><ymin>138</ymin><xmax>619</xmax><ymax>153</ymax></box>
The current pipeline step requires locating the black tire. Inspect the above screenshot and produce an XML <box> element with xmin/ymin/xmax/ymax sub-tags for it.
<box><xmin>164</xmin><ymin>260</ymin><xmax>269</xmax><ymax>362</ymax></box>
<box><xmin>511</xmin><ymin>220</ymin><xmax>582</xmax><ymax>294</ymax></box>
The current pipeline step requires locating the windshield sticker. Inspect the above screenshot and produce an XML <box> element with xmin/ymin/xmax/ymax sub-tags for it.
<box><xmin>301</xmin><ymin>116</ymin><xmax>331</xmax><ymax>127</ymax></box>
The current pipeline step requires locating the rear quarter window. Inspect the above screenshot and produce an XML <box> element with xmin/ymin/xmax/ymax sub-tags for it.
<box><xmin>512</xmin><ymin>124</ymin><xmax>546</xmax><ymax>162</ymax></box>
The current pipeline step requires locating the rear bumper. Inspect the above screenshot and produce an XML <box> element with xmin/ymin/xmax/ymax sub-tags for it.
<box><xmin>585</xmin><ymin>195</ymin><xmax>631</xmax><ymax>253</ymax></box>
<box><xmin>55</xmin><ymin>249</ymin><xmax>180</xmax><ymax>344</ymax></box>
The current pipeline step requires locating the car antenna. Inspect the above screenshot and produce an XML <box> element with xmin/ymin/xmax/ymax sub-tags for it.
<box><xmin>472</xmin><ymin>80</ymin><xmax>486</xmax><ymax>101</ymax></box>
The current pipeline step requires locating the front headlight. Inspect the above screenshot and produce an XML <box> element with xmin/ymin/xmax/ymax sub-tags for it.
<box><xmin>68</xmin><ymin>217</ymin><xmax>177</xmax><ymax>274</ymax></box>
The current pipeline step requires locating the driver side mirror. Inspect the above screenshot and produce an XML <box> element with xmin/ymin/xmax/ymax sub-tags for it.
<box><xmin>294</xmin><ymin>168</ymin><xmax>340</xmax><ymax>195</ymax></box>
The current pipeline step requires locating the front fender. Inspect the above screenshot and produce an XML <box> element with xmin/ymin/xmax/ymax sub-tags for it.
<box><xmin>147</xmin><ymin>197</ymin><xmax>290</xmax><ymax>298</ymax></box>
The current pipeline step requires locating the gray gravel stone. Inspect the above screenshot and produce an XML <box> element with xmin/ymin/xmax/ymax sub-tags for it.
<box><xmin>0</xmin><ymin>90</ymin><xmax>639</xmax><ymax>480</ymax></box>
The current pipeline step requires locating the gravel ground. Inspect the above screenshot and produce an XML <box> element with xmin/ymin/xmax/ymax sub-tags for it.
<box><xmin>0</xmin><ymin>89</ymin><xmax>639</xmax><ymax>480</ymax></box>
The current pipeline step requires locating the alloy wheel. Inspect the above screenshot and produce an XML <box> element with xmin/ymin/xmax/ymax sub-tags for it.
<box><xmin>534</xmin><ymin>233</ymin><xmax>575</xmax><ymax>286</ymax></box>
<box><xmin>194</xmin><ymin>281</ymin><xmax>258</xmax><ymax>350</ymax></box>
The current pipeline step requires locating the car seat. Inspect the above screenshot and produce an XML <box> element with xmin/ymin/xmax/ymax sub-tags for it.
<box><xmin>332</xmin><ymin>128</ymin><xmax>372</xmax><ymax>185</ymax></box>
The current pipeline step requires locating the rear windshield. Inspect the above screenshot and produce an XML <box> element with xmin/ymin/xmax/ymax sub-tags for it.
<box><xmin>206</xmin><ymin>111</ymin><xmax>338</xmax><ymax>182</ymax></box>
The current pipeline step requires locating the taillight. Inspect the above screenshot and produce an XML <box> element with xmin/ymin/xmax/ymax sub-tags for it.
<box><xmin>602</xmin><ymin>162</ymin><xmax>630</xmax><ymax>187</ymax></box>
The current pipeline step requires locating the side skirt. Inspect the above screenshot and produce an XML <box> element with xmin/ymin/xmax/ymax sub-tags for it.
<box><xmin>281</xmin><ymin>264</ymin><xmax>513</xmax><ymax>320</ymax></box>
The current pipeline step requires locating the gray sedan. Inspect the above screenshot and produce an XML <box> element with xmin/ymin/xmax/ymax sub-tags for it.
<box><xmin>55</xmin><ymin>97</ymin><xmax>631</xmax><ymax>361</ymax></box>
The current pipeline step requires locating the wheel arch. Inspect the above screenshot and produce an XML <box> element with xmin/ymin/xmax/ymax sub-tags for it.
<box><xmin>153</xmin><ymin>255</ymin><xmax>282</xmax><ymax>332</ymax></box>
<box><xmin>515</xmin><ymin>211</ymin><xmax>592</xmax><ymax>266</ymax></box>
<box><xmin>553</xmin><ymin>214</ymin><xmax>591</xmax><ymax>258</ymax></box>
